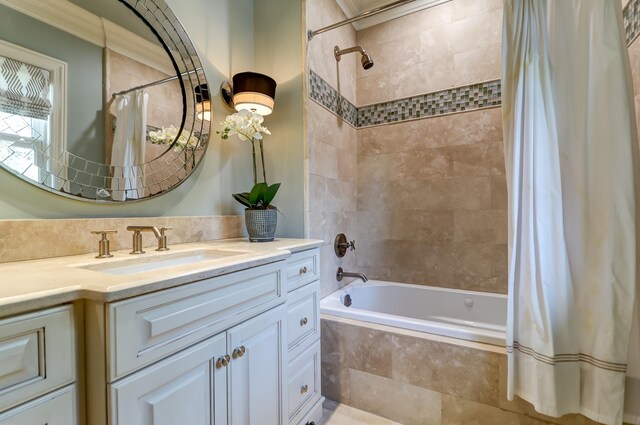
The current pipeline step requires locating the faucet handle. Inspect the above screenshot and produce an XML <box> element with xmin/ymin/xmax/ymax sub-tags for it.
<box><xmin>156</xmin><ymin>227</ymin><xmax>172</xmax><ymax>251</ymax></box>
<box><xmin>91</xmin><ymin>230</ymin><xmax>117</xmax><ymax>258</ymax></box>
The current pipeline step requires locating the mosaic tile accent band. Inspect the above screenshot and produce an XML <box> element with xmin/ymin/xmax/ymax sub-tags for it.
<box><xmin>624</xmin><ymin>0</ymin><xmax>640</xmax><ymax>45</ymax></box>
<box><xmin>358</xmin><ymin>80</ymin><xmax>501</xmax><ymax>127</ymax></box>
<box><xmin>308</xmin><ymin>70</ymin><xmax>501</xmax><ymax>128</ymax></box>
<box><xmin>308</xmin><ymin>70</ymin><xmax>358</xmax><ymax>127</ymax></box>
<box><xmin>310</xmin><ymin>2</ymin><xmax>638</xmax><ymax>128</ymax></box>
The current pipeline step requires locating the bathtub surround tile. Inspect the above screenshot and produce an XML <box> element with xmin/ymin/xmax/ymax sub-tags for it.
<box><xmin>309</xmin><ymin>70</ymin><xmax>358</xmax><ymax>127</ymax></box>
<box><xmin>322</xmin><ymin>361</ymin><xmax>351</xmax><ymax>404</ymax></box>
<box><xmin>624</xmin><ymin>0</ymin><xmax>640</xmax><ymax>45</ymax></box>
<box><xmin>357</xmin><ymin>80</ymin><xmax>502</xmax><ymax>128</ymax></box>
<box><xmin>452</xmin><ymin>243</ymin><xmax>492</xmax><ymax>277</ymax></box>
<box><xmin>391</xmin><ymin>333</ymin><xmax>502</xmax><ymax>406</ymax></box>
<box><xmin>489</xmin><ymin>175</ymin><xmax>508</xmax><ymax>209</ymax></box>
<box><xmin>453</xmin><ymin>274</ymin><xmax>507</xmax><ymax>294</ymax></box>
<box><xmin>454</xmin><ymin>45</ymin><xmax>502</xmax><ymax>86</ymax></box>
<box><xmin>389</xmin><ymin>211</ymin><xmax>454</xmax><ymax>242</ymax></box>
<box><xmin>450</xmin><ymin>0</ymin><xmax>502</xmax><ymax>22</ymax></box>
<box><xmin>453</xmin><ymin>210</ymin><xmax>508</xmax><ymax>244</ymax></box>
<box><xmin>348</xmin><ymin>369</ymin><xmax>442</xmax><ymax>425</ymax></box>
<box><xmin>0</xmin><ymin>216</ymin><xmax>244</xmax><ymax>263</ymax></box>
<box><xmin>321</xmin><ymin>319</ymin><xmax>393</xmax><ymax>378</ymax></box>
<box><xmin>309</xmin><ymin>68</ymin><xmax>501</xmax><ymax>128</ymax></box>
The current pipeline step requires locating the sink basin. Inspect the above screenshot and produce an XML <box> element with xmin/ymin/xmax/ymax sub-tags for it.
<box><xmin>77</xmin><ymin>249</ymin><xmax>246</xmax><ymax>275</ymax></box>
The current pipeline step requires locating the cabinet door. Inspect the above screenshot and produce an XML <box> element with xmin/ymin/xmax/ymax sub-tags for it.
<box><xmin>110</xmin><ymin>333</ymin><xmax>227</xmax><ymax>425</ymax></box>
<box><xmin>0</xmin><ymin>385</ymin><xmax>75</xmax><ymax>425</ymax></box>
<box><xmin>228</xmin><ymin>305</ymin><xmax>286</xmax><ymax>425</ymax></box>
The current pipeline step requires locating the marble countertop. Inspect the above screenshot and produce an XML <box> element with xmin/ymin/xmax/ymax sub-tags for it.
<box><xmin>0</xmin><ymin>238</ymin><xmax>323</xmax><ymax>318</ymax></box>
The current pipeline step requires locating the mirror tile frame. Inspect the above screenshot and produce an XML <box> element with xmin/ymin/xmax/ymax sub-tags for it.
<box><xmin>0</xmin><ymin>0</ymin><xmax>210</xmax><ymax>202</ymax></box>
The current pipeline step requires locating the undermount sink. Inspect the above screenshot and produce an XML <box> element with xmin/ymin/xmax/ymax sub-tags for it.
<box><xmin>77</xmin><ymin>249</ymin><xmax>247</xmax><ymax>275</ymax></box>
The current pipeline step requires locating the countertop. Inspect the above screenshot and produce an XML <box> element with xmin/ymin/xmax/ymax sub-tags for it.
<box><xmin>0</xmin><ymin>238</ymin><xmax>323</xmax><ymax>318</ymax></box>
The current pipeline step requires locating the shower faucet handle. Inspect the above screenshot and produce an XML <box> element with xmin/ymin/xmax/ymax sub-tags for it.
<box><xmin>334</xmin><ymin>233</ymin><xmax>356</xmax><ymax>257</ymax></box>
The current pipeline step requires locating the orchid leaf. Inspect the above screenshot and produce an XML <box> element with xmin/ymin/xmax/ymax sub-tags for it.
<box><xmin>232</xmin><ymin>192</ymin><xmax>252</xmax><ymax>208</ymax></box>
<box><xmin>249</xmin><ymin>183</ymin><xmax>267</xmax><ymax>205</ymax></box>
<box><xmin>263</xmin><ymin>183</ymin><xmax>281</xmax><ymax>206</ymax></box>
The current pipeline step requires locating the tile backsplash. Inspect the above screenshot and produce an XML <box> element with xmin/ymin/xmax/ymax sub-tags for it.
<box><xmin>0</xmin><ymin>215</ymin><xmax>244</xmax><ymax>263</ymax></box>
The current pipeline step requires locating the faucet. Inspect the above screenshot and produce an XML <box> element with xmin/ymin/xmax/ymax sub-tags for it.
<box><xmin>336</xmin><ymin>267</ymin><xmax>368</xmax><ymax>283</ymax></box>
<box><xmin>126</xmin><ymin>226</ymin><xmax>172</xmax><ymax>254</ymax></box>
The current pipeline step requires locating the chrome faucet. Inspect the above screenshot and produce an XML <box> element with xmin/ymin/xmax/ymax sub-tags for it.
<box><xmin>336</xmin><ymin>267</ymin><xmax>368</xmax><ymax>283</ymax></box>
<box><xmin>126</xmin><ymin>226</ymin><xmax>172</xmax><ymax>254</ymax></box>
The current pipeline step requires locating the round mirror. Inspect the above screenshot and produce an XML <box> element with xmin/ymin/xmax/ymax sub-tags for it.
<box><xmin>0</xmin><ymin>0</ymin><xmax>209</xmax><ymax>202</ymax></box>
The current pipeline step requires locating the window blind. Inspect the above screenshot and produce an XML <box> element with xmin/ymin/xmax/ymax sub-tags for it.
<box><xmin>0</xmin><ymin>56</ymin><xmax>52</xmax><ymax>120</ymax></box>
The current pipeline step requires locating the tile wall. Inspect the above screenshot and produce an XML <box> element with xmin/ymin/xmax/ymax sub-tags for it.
<box><xmin>0</xmin><ymin>216</ymin><xmax>244</xmax><ymax>263</ymax></box>
<box><xmin>355</xmin><ymin>0</ymin><xmax>507</xmax><ymax>293</ymax></box>
<box><xmin>306</xmin><ymin>0</ymin><xmax>359</xmax><ymax>297</ymax></box>
<box><xmin>322</xmin><ymin>317</ymin><xmax>635</xmax><ymax>425</ymax></box>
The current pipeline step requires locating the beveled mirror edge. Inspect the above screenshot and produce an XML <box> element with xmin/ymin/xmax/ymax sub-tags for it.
<box><xmin>0</xmin><ymin>0</ymin><xmax>211</xmax><ymax>203</ymax></box>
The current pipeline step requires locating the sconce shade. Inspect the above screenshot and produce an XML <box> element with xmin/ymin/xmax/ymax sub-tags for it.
<box><xmin>232</xmin><ymin>72</ymin><xmax>276</xmax><ymax>116</ymax></box>
<box><xmin>195</xmin><ymin>84</ymin><xmax>211</xmax><ymax>121</ymax></box>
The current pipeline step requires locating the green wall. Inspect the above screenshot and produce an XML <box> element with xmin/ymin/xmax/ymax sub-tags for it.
<box><xmin>0</xmin><ymin>4</ymin><xmax>104</xmax><ymax>163</ymax></box>
<box><xmin>0</xmin><ymin>0</ymin><xmax>306</xmax><ymax>239</ymax></box>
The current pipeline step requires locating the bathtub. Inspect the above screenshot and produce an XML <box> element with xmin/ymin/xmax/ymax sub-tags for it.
<box><xmin>320</xmin><ymin>280</ymin><xmax>507</xmax><ymax>346</ymax></box>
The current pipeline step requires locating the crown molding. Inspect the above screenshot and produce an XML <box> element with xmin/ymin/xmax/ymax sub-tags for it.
<box><xmin>0</xmin><ymin>0</ymin><xmax>172</xmax><ymax>74</ymax></box>
<box><xmin>335</xmin><ymin>0</ymin><xmax>450</xmax><ymax>31</ymax></box>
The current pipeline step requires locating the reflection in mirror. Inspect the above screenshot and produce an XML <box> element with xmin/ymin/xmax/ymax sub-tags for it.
<box><xmin>0</xmin><ymin>0</ymin><xmax>209</xmax><ymax>202</ymax></box>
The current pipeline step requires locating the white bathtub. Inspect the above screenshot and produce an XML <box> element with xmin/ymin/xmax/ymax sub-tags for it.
<box><xmin>321</xmin><ymin>280</ymin><xmax>507</xmax><ymax>346</ymax></box>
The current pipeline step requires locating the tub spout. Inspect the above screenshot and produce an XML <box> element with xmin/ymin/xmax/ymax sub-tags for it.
<box><xmin>336</xmin><ymin>267</ymin><xmax>368</xmax><ymax>282</ymax></box>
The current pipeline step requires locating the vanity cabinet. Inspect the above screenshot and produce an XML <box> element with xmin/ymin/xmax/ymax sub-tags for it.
<box><xmin>284</xmin><ymin>250</ymin><xmax>324</xmax><ymax>425</ymax></box>
<box><xmin>0</xmin><ymin>305</ymin><xmax>77</xmax><ymax>425</ymax></box>
<box><xmin>0</xmin><ymin>245</ymin><xmax>322</xmax><ymax>425</ymax></box>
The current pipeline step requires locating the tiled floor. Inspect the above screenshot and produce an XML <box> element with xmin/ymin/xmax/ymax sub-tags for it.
<box><xmin>322</xmin><ymin>399</ymin><xmax>402</xmax><ymax>425</ymax></box>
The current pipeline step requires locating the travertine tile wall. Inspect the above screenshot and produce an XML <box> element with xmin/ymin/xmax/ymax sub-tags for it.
<box><xmin>306</xmin><ymin>0</ymin><xmax>359</xmax><ymax>297</ymax></box>
<box><xmin>0</xmin><ymin>216</ymin><xmax>243</xmax><ymax>263</ymax></box>
<box><xmin>322</xmin><ymin>317</ymin><xmax>634</xmax><ymax>425</ymax></box>
<box><xmin>356</xmin><ymin>0</ymin><xmax>507</xmax><ymax>293</ymax></box>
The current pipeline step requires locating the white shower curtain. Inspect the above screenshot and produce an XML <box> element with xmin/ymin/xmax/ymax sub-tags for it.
<box><xmin>502</xmin><ymin>1</ymin><xmax>638</xmax><ymax>424</ymax></box>
<box><xmin>111</xmin><ymin>90</ymin><xmax>148</xmax><ymax>201</ymax></box>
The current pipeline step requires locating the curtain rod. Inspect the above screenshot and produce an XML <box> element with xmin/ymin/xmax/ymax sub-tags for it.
<box><xmin>112</xmin><ymin>67</ymin><xmax>203</xmax><ymax>97</ymax></box>
<box><xmin>307</xmin><ymin>0</ymin><xmax>418</xmax><ymax>39</ymax></box>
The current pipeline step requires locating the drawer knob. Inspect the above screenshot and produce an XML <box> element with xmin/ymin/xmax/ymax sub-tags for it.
<box><xmin>300</xmin><ymin>317</ymin><xmax>309</xmax><ymax>326</ymax></box>
<box><xmin>215</xmin><ymin>354</ymin><xmax>230</xmax><ymax>368</ymax></box>
<box><xmin>306</xmin><ymin>422</ymin><xmax>315</xmax><ymax>425</ymax></box>
<box><xmin>299</xmin><ymin>266</ymin><xmax>308</xmax><ymax>275</ymax></box>
<box><xmin>300</xmin><ymin>384</ymin><xmax>309</xmax><ymax>394</ymax></box>
<box><xmin>232</xmin><ymin>345</ymin><xmax>246</xmax><ymax>359</ymax></box>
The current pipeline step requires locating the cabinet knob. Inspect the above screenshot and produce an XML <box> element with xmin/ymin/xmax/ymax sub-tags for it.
<box><xmin>306</xmin><ymin>422</ymin><xmax>315</xmax><ymax>425</ymax></box>
<box><xmin>215</xmin><ymin>354</ymin><xmax>230</xmax><ymax>368</ymax></box>
<box><xmin>232</xmin><ymin>345</ymin><xmax>246</xmax><ymax>359</ymax></box>
<box><xmin>299</xmin><ymin>266</ymin><xmax>308</xmax><ymax>275</ymax></box>
<box><xmin>300</xmin><ymin>384</ymin><xmax>309</xmax><ymax>394</ymax></box>
<box><xmin>300</xmin><ymin>317</ymin><xmax>309</xmax><ymax>326</ymax></box>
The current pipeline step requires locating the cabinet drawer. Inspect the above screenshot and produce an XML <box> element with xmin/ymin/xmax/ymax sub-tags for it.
<box><xmin>0</xmin><ymin>385</ymin><xmax>76</xmax><ymax>425</ymax></box>
<box><xmin>285</xmin><ymin>249</ymin><xmax>318</xmax><ymax>292</ymax></box>
<box><xmin>0</xmin><ymin>306</ymin><xmax>74</xmax><ymax>412</ymax></box>
<box><xmin>108</xmin><ymin>262</ymin><xmax>284</xmax><ymax>380</ymax></box>
<box><xmin>287</xmin><ymin>342</ymin><xmax>321</xmax><ymax>422</ymax></box>
<box><xmin>286</xmin><ymin>281</ymin><xmax>319</xmax><ymax>358</ymax></box>
<box><xmin>295</xmin><ymin>397</ymin><xmax>324</xmax><ymax>425</ymax></box>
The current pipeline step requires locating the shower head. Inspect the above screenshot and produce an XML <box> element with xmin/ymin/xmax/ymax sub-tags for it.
<box><xmin>361</xmin><ymin>52</ymin><xmax>374</xmax><ymax>70</ymax></box>
<box><xmin>334</xmin><ymin>45</ymin><xmax>375</xmax><ymax>70</ymax></box>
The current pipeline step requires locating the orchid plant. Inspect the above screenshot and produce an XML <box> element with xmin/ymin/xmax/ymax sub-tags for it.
<box><xmin>218</xmin><ymin>110</ymin><xmax>280</xmax><ymax>209</ymax></box>
<box><xmin>149</xmin><ymin>125</ymin><xmax>200</xmax><ymax>151</ymax></box>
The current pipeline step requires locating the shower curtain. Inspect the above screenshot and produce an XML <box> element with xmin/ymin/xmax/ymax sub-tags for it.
<box><xmin>502</xmin><ymin>1</ymin><xmax>638</xmax><ymax>424</ymax></box>
<box><xmin>111</xmin><ymin>90</ymin><xmax>148</xmax><ymax>201</ymax></box>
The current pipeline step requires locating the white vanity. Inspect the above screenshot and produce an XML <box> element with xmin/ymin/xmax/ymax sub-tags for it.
<box><xmin>0</xmin><ymin>239</ymin><xmax>323</xmax><ymax>425</ymax></box>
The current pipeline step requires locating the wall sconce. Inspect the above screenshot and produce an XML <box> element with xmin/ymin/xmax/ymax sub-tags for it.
<box><xmin>195</xmin><ymin>84</ymin><xmax>211</xmax><ymax>121</ymax></box>
<box><xmin>220</xmin><ymin>72</ymin><xmax>277</xmax><ymax>116</ymax></box>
